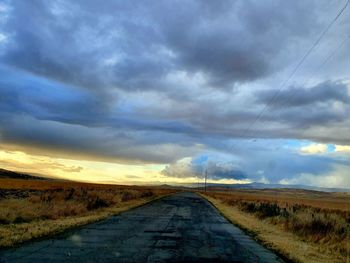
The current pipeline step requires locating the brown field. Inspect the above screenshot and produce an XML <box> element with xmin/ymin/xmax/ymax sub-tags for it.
<box><xmin>205</xmin><ymin>187</ymin><xmax>350</xmax><ymax>211</ymax></box>
<box><xmin>202</xmin><ymin>189</ymin><xmax>350</xmax><ymax>263</ymax></box>
<box><xmin>1</xmin><ymin>179</ymin><xmax>349</xmax><ymax>262</ymax></box>
<box><xmin>0</xmin><ymin>179</ymin><xmax>176</xmax><ymax>247</ymax></box>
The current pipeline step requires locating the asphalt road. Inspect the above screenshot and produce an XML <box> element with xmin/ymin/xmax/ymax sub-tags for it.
<box><xmin>0</xmin><ymin>192</ymin><xmax>284</xmax><ymax>263</ymax></box>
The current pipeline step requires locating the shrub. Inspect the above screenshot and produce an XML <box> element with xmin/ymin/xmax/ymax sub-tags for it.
<box><xmin>121</xmin><ymin>191</ymin><xmax>134</xmax><ymax>202</ymax></box>
<box><xmin>239</xmin><ymin>202</ymin><xmax>281</xmax><ymax>218</ymax></box>
<box><xmin>205</xmin><ymin>191</ymin><xmax>350</xmax><ymax>255</ymax></box>
<box><xmin>140</xmin><ymin>191</ymin><xmax>154</xmax><ymax>198</ymax></box>
<box><xmin>86</xmin><ymin>196</ymin><xmax>109</xmax><ymax>210</ymax></box>
<box><xmin>0</xmin><ymin>186</ymin><xmax>171</xmax><ymax>225</ymax></box>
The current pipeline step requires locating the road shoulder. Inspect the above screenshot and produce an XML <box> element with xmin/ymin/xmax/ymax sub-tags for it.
<box><xmin>0</xmin><ymin>193</ymin><xmax>172</xmax><ymax>249</ymax></box>
<box><xmin>201</xmin><ymin>193</ymin><xmax>343</xmax><ymax>263</ymax></box>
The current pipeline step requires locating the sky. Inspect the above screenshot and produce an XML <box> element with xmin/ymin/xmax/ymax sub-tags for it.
<box><xmin>0</xmin><ymin>0</ymin><xmax>350</xmax><ymax>187</ymax></box>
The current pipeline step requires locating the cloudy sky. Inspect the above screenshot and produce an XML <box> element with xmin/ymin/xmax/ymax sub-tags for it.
<box><xmin>0</xmin><ymin>0</ymin><xmax>349</xmax><ymax>187</ymax></box>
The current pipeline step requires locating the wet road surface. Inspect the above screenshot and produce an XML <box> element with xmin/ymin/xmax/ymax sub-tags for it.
<box><xmin>0</xmin><ymin>192</ymin><xmax>284</xmax><ymax>262</ymax></box>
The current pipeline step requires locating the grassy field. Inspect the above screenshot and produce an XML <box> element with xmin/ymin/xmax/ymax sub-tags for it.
<box><xmin>0</xmin><ymin>178</ymin><xmax>176</xmax><ymax>247</ymax></box>
<box><xmin>201</xmin><ymin>189</ymin><xmax>350</xmax><ymax>263</ymax></box>
<box><xmin>1</xmin><ymin>178</ymin><xmax>349</xmax><ymax>262</ymax></box>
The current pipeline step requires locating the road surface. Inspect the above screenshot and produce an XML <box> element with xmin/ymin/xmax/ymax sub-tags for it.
<box><xmin>0</xmin><ymin>192</ymin><xmax>284</xmax><ymax>263</ymax></box>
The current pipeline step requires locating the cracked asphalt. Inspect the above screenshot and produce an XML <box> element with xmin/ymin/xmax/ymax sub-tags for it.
<box><xmin>0</xmin><ymin>192</ymin><xmax>284</xmax><ymax>263</ymax></box>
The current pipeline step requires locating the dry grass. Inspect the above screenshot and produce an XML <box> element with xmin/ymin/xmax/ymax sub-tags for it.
<box><xmin>0</xmin><ymin>179</ymin><xmax>175</xmax><ymax>247</ymax></box>
<box><xmin>0</xmin><ymin>188</ymin><xmax>157</xmax><ymax>224</ymax></box>
<box><xmin>0</xmin><ymin>178</ymin><xmax>165</xmax><ymax>191</ymax></box>
<box><xmin>202</xmin><ymin>190</ymin><xmax>350</xmax><ymax>263</ymax></box>
<box><xmin>204</xmin><ymin>188</ymin><xmax>350</xmax><ymax>211</ymax></box>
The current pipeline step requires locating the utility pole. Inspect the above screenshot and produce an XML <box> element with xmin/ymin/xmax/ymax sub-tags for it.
<box><xmin>204</xmin><ymin>169</ymin><xmax>208</xmax><ymax>193</ymax></box>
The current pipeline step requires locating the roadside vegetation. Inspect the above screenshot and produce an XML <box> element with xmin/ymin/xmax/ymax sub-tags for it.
<box><xmin>202</xmin><ymin>189</ymin><xmax>350</xmax><ymax>263</ymax></box>
<box><xmin>0</xmin><ymin>179</ymin><xmax>175</xmax><ymax>247</ymax></box>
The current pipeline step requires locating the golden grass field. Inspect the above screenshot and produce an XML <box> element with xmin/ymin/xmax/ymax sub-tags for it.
<box><xmin>1</xmin><ymin>178</ymin><xmax>349</xmax><ymax>263</ymax></box>
<box><xmin>201</xmin><ymin>189</ymin><xmax>350</xmax><ymax>263</ymax></box>
<box><xmin>0</xmin><ymin>178</ymin><xmax>176</xmax><ymax>247</ymax></box>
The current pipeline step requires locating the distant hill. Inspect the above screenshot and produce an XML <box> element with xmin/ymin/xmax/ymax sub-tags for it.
<box><xmin>182</xmin><ymin>182</ymin><xmax>350</xmax><ymax>193</ymax></box>
<box><xmin>243</xmin><ymin>182</ymin><xmax>350</xmax><ymax>192</ymax></box>
<box><xmin>0</xmin><ymin>168</ymin><xmax>46</xmax><ymax>180</ymax></box>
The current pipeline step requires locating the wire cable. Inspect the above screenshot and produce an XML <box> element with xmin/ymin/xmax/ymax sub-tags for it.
<box><xmin>248</xmin><ymin>34</ymin><xmax>350</xmax><ymax>142</ymax></box>
<box><xmin>236</xmin><ymin>0</ymin><xmax>350</xmax><ymax>142</ymax></box>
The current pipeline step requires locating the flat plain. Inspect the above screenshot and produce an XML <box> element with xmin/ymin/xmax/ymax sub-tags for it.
<box><xmin>0</xmin><ymin>192</ymin><xmax>284</xmax><ymax>263</ymax></box>
<box><xmin>0</xmin><ymin>178</ymin><xmax>175</xmax><ymax>248</ymax></box>
<box><xmin>0</xmin><ymin>178</ymin><xmax>348</xmax><ymax>262</ymax></box>
<box><xmin>202</xmin><ymin>188</ymin><xmax>350</xmax><ymax>263</ymax></box>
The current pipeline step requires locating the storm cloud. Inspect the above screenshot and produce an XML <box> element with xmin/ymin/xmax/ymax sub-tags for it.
<box><xmin>0</xmin><ymin>0</ymin><xmax>350</xmax><ymax>186</ymax></box>
<box><xmin>1</xmin><ymin>0</ymin><xmax>321</xmax><ymax>92</ymax></box>
<box><xmin>161</xmin><ymin>156</ymin><xmax>247</xmax><ymax>181</ymax></box>
<box><xmin>257</xmin><ymin>81</ymin><xmax>350</xmax><ymax>108</ymax></box>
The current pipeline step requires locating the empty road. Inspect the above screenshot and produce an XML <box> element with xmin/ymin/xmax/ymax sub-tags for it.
<box><xmin>0</xmin><ymin>192</ymin><xmax>284</xmax><ymax>263</ymax></box>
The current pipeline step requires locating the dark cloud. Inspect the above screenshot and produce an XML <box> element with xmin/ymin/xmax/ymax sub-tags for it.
<box><xmin>1</xmin><ymin>0</ymin><xmax>321</xmax><ymax>92</ymax></box>
<box><xmin>0</xmin><ymin>0</ymin><xmax>350</xmax><ymax>187</ymax></box>
<box><xmin>152</xmin><ymin>0</ymin><xmax>319</xmax><ymax>88</ymax></box>
<box><xmin>0</xmin><ymin>67</ymin><xmax>110</xmax><ymax>126</ymax></box>
<box><xmin>161</xmin><ymin>156</ymin><xmax>247</xmax><ymax>180</ymax></box>
<box><xmin>251</xmin><ymin>80</ymin><xmax>350</xmax><ymax>132</ymax></box>
<box><xmin>206</xmin><ymin>163</ymin><xmax>247</xmax><ymax>180</ymax></box>
<box><xmin>257</xmin><ymin>81</ymin><xmax>350</xmax><ymax>108</ymax></box>
<box><xmin>0</xmin><ymin>112</ymin><xmax>204</xmax><ymax>164</ymax></box>
<box><xmin>1</xmin><ymin>1</ymin><xmax>170</xmax><ymax>93</ymax></box>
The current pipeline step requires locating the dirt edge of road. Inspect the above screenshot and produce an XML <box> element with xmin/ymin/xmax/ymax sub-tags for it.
<box><xmin>0</xmin><ymin>193</ymin><xmax>174</xmax><ymax>250</ymax></box>
<box><xmin>200</xmin><ymin>193</ymin><xmax>345</xmax><ymax>263</ymax></box>
<box><xmin>199</xmin><ymin>193</ymin><xmax>294</xmax><ymax>263</ymax></box>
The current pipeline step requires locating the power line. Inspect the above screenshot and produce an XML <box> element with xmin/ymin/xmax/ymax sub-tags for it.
<box><xmin>279</xmin><ymin>35</ymin><xmax>350</xmax><ymax>140</ymax></box>
<box><xmin>236</xmin><ymin>0</ymin><xmax>350</xmax><ymax>142</ymax></box>
<box><xmin>279</xmin><ymin>35</ymin><xmax>349</xmax><ymax>107</ymax></box>
<box><xmin>249</xmin><ymin>34</ymin><xmax>350</xmax><ymax>142</ymax></box>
